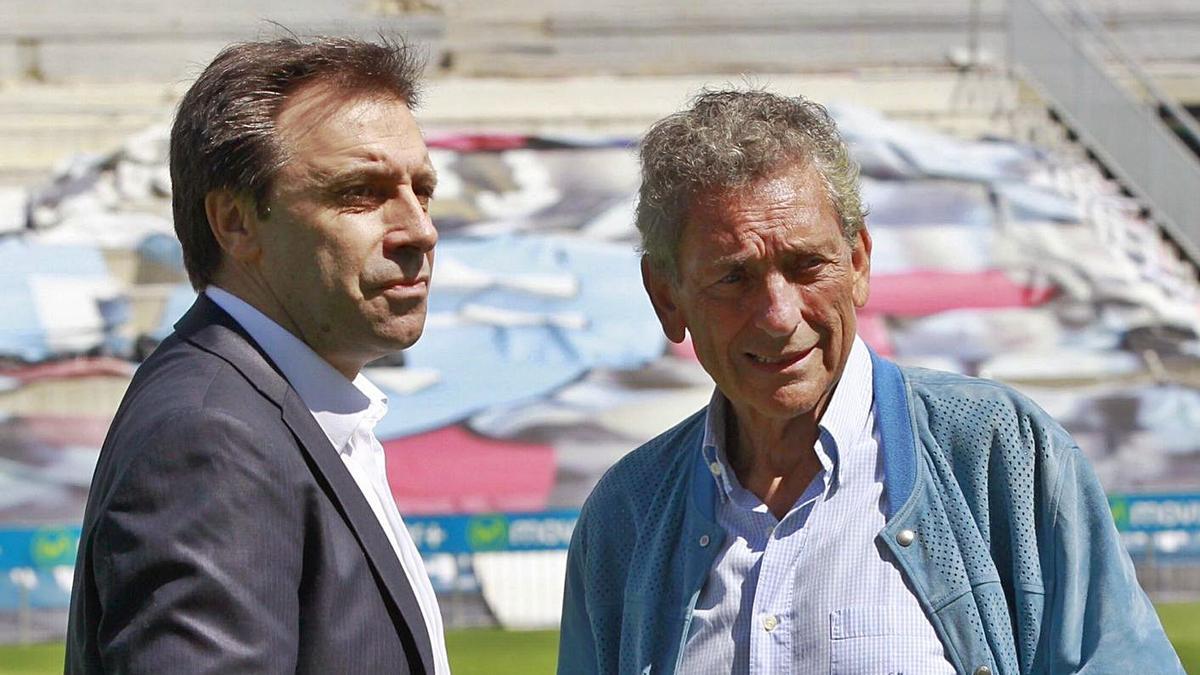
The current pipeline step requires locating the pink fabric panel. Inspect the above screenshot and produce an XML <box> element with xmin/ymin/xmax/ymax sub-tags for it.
<box><xmin>425</xmin><ymin>133</ymin><xmax>529</xmax><ymax>151</ymax></box>
<box><xmin>3</xmin><ymin>357</ymin><xmax>133</xmax><ymax>383</ymax></box>
<box><xmin>866</xmin><ymin>270</ymin><xmax>1055</xmax><ymax>317</ymax></box>
<box><xmin>383</xmin><ymin>425</ymin><xmax>555</xmax><ymax>515</ymax></box>
<box><xmin>856</xmin><ymin>312</ymin><xmax>894</xmax><ymax>357</ymax></box>
<box><xmin>22</xmin><ymin>415</ymin><xmax>112</xmax><ymax>447</ymax></box>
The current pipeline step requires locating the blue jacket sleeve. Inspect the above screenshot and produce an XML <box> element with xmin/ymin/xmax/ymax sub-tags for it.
<box><xmin>1039</xmin><ymin>447</ymin><xmax>1183</xmax><ymax>673</ymax></box>
<box><xmin>558</xmin><ymin>507</ymin><xmax>601</xmax><ymax>675</ymax></box>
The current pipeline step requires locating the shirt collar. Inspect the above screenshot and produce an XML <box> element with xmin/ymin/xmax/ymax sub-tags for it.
<box><xmin>700</xmin><ymin>335</ymin><xmax>874</xmax><ymax>502</ymax></box>
<box><xmin>821</xmin><ymin>335</ymin><xmax>875</xmax><ymax>460</ymax></box>
<box><xmin>204</xmin><ymin>286</ymin><xmax>387</xmax><ymax>453</ymax></box>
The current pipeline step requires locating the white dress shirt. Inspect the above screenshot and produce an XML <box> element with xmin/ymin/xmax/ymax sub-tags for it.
<box><xmin>677</xmin><ymin>336</ymin><xmax>954</xmax><ymax>674</ymax></box>
<box><xmin>206</xmin><ymin>287</ymin><xmax>451</xmax><ymax>675</ymax></box>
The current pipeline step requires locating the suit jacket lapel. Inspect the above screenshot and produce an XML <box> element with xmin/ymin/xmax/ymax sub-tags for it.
<box><xmin>278</xmin><ymin>390</ymin><xmax>435</xmax><ymax>673</ymax></box>
<box><xmin>174</xmin><ymin>295</ymin><xmax>436</xmax><ymax>674</ymax></box>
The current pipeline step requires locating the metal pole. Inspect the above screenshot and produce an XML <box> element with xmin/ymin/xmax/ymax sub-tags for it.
<box><xmin>18</xmin><ymin>582</ymin><xmax>30</xmax><ymax>644</ymax></box>
<box><xmin>970</xmin><ymin>0</ymin><xmax>981</xmax><ymax>68</ymax></box>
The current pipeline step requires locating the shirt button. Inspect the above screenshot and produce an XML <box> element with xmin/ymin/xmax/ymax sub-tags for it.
<box><xmin>709</xmin><ymin>461</ymin><xmax>722</xmax><ymax>476</ymax></box>
<box><xmin>973</xmin><ymin>667</ymin><xmax>992</xmax><ymax>675</ymax></box>
<box><xmin>698</xmin><ymin>534</ymin><xmax>710</xmax><ymax>547</ymax></box>
<box><xmin>762</xmin><ymin>615</ymin><xmax>779</xmax><ymax>632</ymax></box>
<box><xmin>897</xmin><ymin>529</ymin><xmax>916</xmax><ymax>546</ymax></box>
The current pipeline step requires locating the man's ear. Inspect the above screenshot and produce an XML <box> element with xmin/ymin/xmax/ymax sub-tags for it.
<box><xmin>850</xmin><ymin>226</ymin><xmax>872</xmax><ymax>308</ymax></box>
<box><xmin>205</xmin><ymin>189</ymin><xmax>263</xmax><ymax>265</ymax></box>
<box><xmin>641</xmin><ymin>256</ymin><xmax>688</xmax><ymax>344</ymax></box>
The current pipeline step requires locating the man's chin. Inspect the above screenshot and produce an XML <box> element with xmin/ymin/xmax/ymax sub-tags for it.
<box><xmin>741</xmin><ymin>382</ymin><xmax>829</xmax><ymax>421</ymax></box>
<box><xmin>378</xmin><ymin>311</ymin><xmax>426</xmax><ymax>343</ymax></box>
<box><xmin>381</xmin><ymin>329</ymin><xmax>423</xmax><ymax>353</ymax></box>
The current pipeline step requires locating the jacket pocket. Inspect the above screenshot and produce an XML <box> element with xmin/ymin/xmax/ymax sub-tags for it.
<box><xmin>828</xmin><ymin>605</ymin><xmax>954</xmax><ymax>675</ymax></box>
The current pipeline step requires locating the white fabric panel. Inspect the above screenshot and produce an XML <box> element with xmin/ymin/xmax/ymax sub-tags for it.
<box><xmin>28</xmin><ymin>275</ymin><xmax>120</xmax><ymax>354</ymax></box>
<box><xmin>474</xmin><ymin>550</ymin><xmax>568</xmax><ymax>629</ymax></box>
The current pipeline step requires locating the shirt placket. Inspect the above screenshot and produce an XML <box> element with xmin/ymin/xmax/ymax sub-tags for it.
<box><xmin>793</xmin><ymin>436</ymin><xmax>837</xmax><ymax>675</ymax></box>
<box><xmin>749</xmin><ymin>495</ymin><xmax>820</xmax><ymax>675</ymax></box>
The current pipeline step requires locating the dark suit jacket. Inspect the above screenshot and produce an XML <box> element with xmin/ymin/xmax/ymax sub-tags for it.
<box><xmin>65</xmin><ymin>295</ymin><xmax>435</xmax><ymax>674</ymax></box>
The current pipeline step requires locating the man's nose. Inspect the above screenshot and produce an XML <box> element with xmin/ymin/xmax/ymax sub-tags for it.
<box><xmin>753</xmin><ymin>272</ymin><xmax>802</xmax><ymax>338</ymax></box>
<box><xmin>382</xmin><ymin>189</ymin><xmax>438</xmax><ymax>253</ymax></box>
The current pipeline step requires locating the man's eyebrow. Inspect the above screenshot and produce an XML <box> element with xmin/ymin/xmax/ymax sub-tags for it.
<box><xmin>703</xmin><ymin>252</ymin><xmax>750</xmax><ymax>270</ymax></box>
<box><xmin>313</xmin><ymin>160</ymin><xmax>438</xmax><ymax>189</ymax></box>
<box><xmin>412</xmin><ymin>160</ymin><xmax>438</xmax><ymax>190</ymax></box>
<box><xmin>701</xmin><ymin>240</ymin><xmax>827</xmax><ymax>270</ymax></box>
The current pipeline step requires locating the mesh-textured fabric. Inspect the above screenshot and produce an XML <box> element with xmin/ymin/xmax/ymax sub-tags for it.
<box><xmin>559</xmin><ymin>363</ymin><xmax>1181</xmax><ymax>674</ymax></box>
<box><xmin>902</xmin><ymin>371</ymin><xmax>1062</xmax><ymax>675</ymax></box>
<box><xmin>567</xmin><ymin>410</ymin><xmax>707</xmax><ymax>674</ymax></box>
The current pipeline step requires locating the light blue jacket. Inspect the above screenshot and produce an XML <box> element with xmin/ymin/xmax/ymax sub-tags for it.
<box><xmin>557</xmin><ymin>352</ymin><xmax>1182</xmax><ymax>674</ymax></box>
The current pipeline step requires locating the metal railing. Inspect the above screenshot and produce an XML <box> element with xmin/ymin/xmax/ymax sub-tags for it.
<box><xmin>1008</xmin><ymin>0</ymin><xmax>1200</xmax><ymax>266</ymax></box>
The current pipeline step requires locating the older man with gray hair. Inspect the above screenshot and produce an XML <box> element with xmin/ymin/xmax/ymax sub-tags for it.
<box><xmin>557</xmin><ymin>89</ymin><xmax>1180</xmax><ymax>674</ymax></box>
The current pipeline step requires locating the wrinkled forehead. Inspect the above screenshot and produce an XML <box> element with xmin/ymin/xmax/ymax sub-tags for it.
<box><xmin>269</xmin><ymin>82</ymin><xmax>432</xmax><ymax>189</ymax></box>
<box><xmin>682</xmin><ymin>164</ymin><xmax>838</xmax><ymax>236</ymax></box>
<box><xmin>275</xmin><ymin>82</ymin><xmax>415</xmax><ymax>147</ymax></box>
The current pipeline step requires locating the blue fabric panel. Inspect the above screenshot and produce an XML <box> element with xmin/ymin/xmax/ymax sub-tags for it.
<box><xmin>375</xmin><ymin>323</ymin><xmax>588</xmax><ymax>439</ymax></box>
<box><xmin>154</xmin><ymin>283</ymin><xmax>200</xmax><ymax>341</ymax></box>
<box><xmin>384</xmin><ymin>235</ymin><xmax>665</xmax><ymax>438</ymax></box>
<box><xmin>862</xmin><ymin>179</ymin><xmax>994</xmax><ymax>229</ymax></box>
<box><xmin>870</xmin><ymin>349</ymin><xmax>918</xmax><ymax>519</ymax></box>
<box><xmin>0</xmin><ymin>239</ymin><xmax>110</xmax><ymax>361</ymax></box>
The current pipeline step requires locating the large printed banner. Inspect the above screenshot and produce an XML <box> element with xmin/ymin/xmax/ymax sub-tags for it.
<box><xmin>6</xmin><ymin>495</ymin><xmax>1200</xmax><ymax>571</ymax></box>
<box><xmin>1109</xmin><ymin>493</ymin><xmax>1200</xmax><ymax>533</ymax></box>
<box><xmin>405</xmin><ymin>510</ymin><xmax>579</xmax><ymax>555</ymax></box>
<box><xmin>0</xmin><ymin>512</ymin><xmax>582</xmax><ymax>572</ymax></box>
<box><xmin>0</xmin><ymin>497</ymin><xmax>1196</xmax><ymax>610</ymax></box>
<box><xmin>0</xmin><ymin>514</ymin><xmax>582</xmax><ymax>610</ymax></box>
<box><xmin>0</xmin><ymin>525</ymin><xmax>79</xmax><ymax>569</ymax></box>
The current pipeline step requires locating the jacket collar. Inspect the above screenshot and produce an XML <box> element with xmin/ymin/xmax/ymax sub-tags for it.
<box><xmin>173</xmin><ymin>292</ymin><xmax>290</xmax><ymax>404</ymax></box>
<box><xmin>869</xmin><ymin>348</ymin><xmax>918</xmax><ymax>520</ymax></box>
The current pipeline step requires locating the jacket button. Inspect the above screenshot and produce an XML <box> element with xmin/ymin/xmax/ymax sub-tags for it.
<box><xmin>973</xmin><ymin>667</ymin><xmax>992</xmax><ymax>675</ymax></box>
<box><xmin>897</xmin><ymin>529</ymin><xmax>915</xmax><ymax>546</ymax></box>
<box><xmin>699</xmin><ymin>534</ymin><xmax>710</xmax><ymax>547</ymax></box>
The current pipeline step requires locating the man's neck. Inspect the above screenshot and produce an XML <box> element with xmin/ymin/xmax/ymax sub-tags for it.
<box><xmin>207</xmin><ymin>275</ymin><xmax>363</xmax><ymax>380</ymax></box>
<box><xmin>726</xmin><ymin>407</ymin><xmax>823</xmax><ymax>520</ymax></box>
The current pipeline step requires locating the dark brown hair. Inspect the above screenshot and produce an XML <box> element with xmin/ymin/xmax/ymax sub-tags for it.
<box><xmin>170</xmin><ymin>36</ymin><xmax>424</xmax><ymax>289</ymax></box>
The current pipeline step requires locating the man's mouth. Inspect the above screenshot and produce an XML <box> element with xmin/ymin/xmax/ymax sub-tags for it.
<box><xmin>745</xmin><ymin>347</ymin><xmax>812</xmax><ymax>369</ymax></box>
<box><xmin>377</xmin><ymin>276</ymin><xmax>429</xmax><ymax>301</ymax></box>
<box><xmin>385</xmin><ymin>277</ymin><xmax>427</xmax><ymax>288</ymax></box>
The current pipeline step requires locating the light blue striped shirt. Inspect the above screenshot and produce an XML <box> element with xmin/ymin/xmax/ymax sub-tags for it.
<box><xmin>677</xmin><ymin>337</ymin><xmax>955</xmax><ymax>675</ymax></box>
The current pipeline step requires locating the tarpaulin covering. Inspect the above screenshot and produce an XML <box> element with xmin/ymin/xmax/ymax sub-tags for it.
<box><xmin>0</xmin><ymin>240</ymin><xmax>118</xmax><ymax>361</ymax></box>
<box><xmin>1</xmin><ymin>106</ymin><xmax>1198</xmax><ymax>531</ymax></box>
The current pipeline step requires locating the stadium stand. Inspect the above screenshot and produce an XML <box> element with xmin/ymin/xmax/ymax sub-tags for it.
<box><xmin>2</xmin><ymin>0</ymin><xmax>1199</xmax><ymax>641</ymax></box>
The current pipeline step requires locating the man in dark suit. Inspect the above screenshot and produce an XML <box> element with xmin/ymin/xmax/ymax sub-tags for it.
<box><xmin>66</xmin><ymin>36</ymin><xmax>448</xmax><ymax>673</ymax></box>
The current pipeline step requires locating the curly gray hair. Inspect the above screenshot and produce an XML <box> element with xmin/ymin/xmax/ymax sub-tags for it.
<box><xmin>636</xmin><ymin>88</ymin><xmax>865</xmax><ymax>279</ymax></box>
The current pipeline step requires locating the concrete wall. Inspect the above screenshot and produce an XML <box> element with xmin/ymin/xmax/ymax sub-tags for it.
<box><xmin>2</xmin><ymin>0</ymin><xmax>1197</xmax><ymax>83</ymax></box>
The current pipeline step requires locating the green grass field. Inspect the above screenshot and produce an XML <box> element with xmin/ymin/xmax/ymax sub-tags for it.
<box><xmin>1</xmin><ymin>603</ymin><xmax>1196</xmax><ymax>674</ymax></box>
<box><xmin>0</xmin><ymin>628</ymin><xmax>560</xmax><ymax>675</ymax></box>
